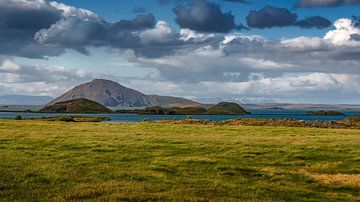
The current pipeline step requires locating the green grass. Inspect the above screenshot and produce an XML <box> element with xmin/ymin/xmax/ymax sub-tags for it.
<box><xmin>0</xmin><ymin>120</ymin><xmax>359</xmax><ymax>201</ymax></box>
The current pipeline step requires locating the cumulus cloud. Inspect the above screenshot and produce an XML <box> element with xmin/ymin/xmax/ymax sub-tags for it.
<box><xmin>0</xmin><ymin>58</ymin><xmax>96</xmax><ymax>84</ymax></box>
<box><xmin>0</xmin><ymin>57</ymin><xmax>107</xmax><ymax>96</ymax></box>
<box><xmin>173</xmin><ymin>0</ymin><xmax>241</xmax><ymax>33</ymax></box>
<box><xmin>35</xmin><ymin>13</ymin><xmax>169</xmax><ymax>57</ymax></box>
<box><xmin>324</xmin><ymin>18</ymin><xmax>360</xmax><ymax>46</ymax></box>
<box><xmin>127</xmin><ymin>17</ymin><xmax>360</xmax><ymax>85</ymax></box>
<box><xmin>246</xmin><ymin>6</ymin><xmax>331</xmax><ymax>29</ymax></box>
<box><xmin>34</xmin><ymin>8</ymin><xmax>225</xmax><ymax>58</ymax></box>
<box><xmin>0</xmin><ymin>0</ymin><xmax>64</xmax><ymax>58</ymax></box>
<box><xmin>295</xmin><ymin>0</ymin><xmax>360</xmax><ymax>8</ymax></box>
<box><xmin>0</xmin><ymin>0</ymin><xmax>170</xmax><ymax>58</ymax></box>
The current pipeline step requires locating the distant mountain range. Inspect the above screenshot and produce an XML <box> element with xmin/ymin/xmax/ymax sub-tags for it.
<box><xmin>0</xmin><ymin>95</ymin><xmax>53</xmax><ymax>105</ymax></box>
<box><xmin>49</xmin><ymin>79</ymin><xmax>201</xmax><ymax>108</ymax></box>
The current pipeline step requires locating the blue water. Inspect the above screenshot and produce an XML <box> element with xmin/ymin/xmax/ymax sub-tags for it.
<box><xmin>1</xmin><ymin>109</ymin><xmax>359</xmax><ymax>122</ymax></box>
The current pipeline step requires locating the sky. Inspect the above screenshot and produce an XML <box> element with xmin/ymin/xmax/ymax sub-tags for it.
<box><xmin>1</xmin><ymin>0</ymin><xmax>360</xmax><ymax>104</ymax></box>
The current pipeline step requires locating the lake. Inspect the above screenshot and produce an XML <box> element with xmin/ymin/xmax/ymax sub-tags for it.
<box><xmin>1</xmin><ymin>109</ymin><xmax>359</xmax><ymax>122</ymax></box>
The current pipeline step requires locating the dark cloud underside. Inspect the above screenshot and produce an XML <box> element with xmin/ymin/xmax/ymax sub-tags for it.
<box><xmin>246</xmin><ymin>6</ymin><xmax>297</xmax><ymax>28</ymax></box>
<box><xmin>246</xmin><ymin>6</ymin><xmax>331</xmax><ymax>29</ymax></box>
<box><xmin>173</xmin><ymin>0</ymin><xmax>238</xmax><ymax>33</ymax></box>
<box><xmin>295</xmin><ymin>16</ymin><xmax>331</xmax><ymax>29</ymax></box>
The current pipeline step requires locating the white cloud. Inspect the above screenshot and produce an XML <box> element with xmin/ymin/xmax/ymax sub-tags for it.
<box><xmin>280</xmin><ymin>36</ymin><xmax>329</xmax><ymax>51</ymax></box>
<box><xmin>141</xmin><ymin>21</ymin><xmax>174</xmax><ymax>43</ymax></box>
<box><xmin>238</xmin><ymin>58</ymin><xmax>296</xmax><ymax>70</ymax></box>
<box><xmin>0</xmin><ymin>59</ymin><xmax>21</xmax><ymax>71</ymax></box>
<box><xmin>180</xmin><ymin>28</ymin><xmax>214</xmax><ymax>42</ymax></box>
<box><xmin>0</xmin><ymin>58</ymin><xmax>106</xmax><ymax>96</ymax></box>
<box><xmin>49</xmin><ymin>1</ymin><xmax>101</xmax><ymax>21</ymax></box>
<box><xmin>324</xmin><ymin>18</ymin><xmax>360</xmax><ymax>46</ymax></box>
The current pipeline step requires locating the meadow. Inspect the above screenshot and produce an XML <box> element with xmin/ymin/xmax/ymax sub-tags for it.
<box><xmin>0</xmin><ymin>120</ymin><xmax>359</xmax><ymax>201</ymax></box>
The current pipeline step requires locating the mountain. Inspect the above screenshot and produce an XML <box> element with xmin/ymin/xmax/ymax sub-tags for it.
<box><xmin>40</xmin><ymin>98</ymin><xmax>112</xmax><ymax>113</ymax></box>
<box><xmin>49</xmin><ymin>79</ymin><xmax>201</xmax><ymax>108</ymax></box>
<box><xmin>206</xmin><ymin>102</ymin><xmax>249</xmax><ymax>115</ymax></box>
<box><xmin>0</xmin><ymin>95</ymin><xmax>53</xmax><ymax>105</ymax></box>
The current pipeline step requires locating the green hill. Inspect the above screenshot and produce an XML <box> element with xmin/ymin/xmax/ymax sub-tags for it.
<box><xmin>39</xmin><ymin>98</ymin><xmax>112</xmax><ymax>114</ymax></box>
<box><xmin>205</xmin><ymin>102</ymin><xmax>249</xmax><ymax>115</ymax></box>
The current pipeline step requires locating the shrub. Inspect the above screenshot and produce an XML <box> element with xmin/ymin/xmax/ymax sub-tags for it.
<box><xmin>142</xmin><ymin>118</ymin><xmax>151</xmax><ymax>122</ymax></box>
<box><xmin>58</xmin><ymin>116</ymin><xmax>75</xmax><ymax>122</ymax></box>
<box><xmin>15</xmin><ymin>115</ymin><xmax>22</xmax><ymax>120</ymax></box>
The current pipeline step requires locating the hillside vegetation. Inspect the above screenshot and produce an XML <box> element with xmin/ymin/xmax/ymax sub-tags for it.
<box><xmin>0</xmin><ymin>120</ymin><xmax>359</xmax><ymax>201</ymax></box>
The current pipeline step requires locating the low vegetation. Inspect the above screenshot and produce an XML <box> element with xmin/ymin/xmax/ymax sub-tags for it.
<box><xmin>154</xmin><ymin>116</ymin><xmax>360</xmax><ymax>129</ymax></box>
<box><xmin>0</xmin><ymin>120</ymin><xmax>359</xmax><ymax>201</ymax></box>
<box><xmin>32</xmin><ymin>116</ymin><xmax>111</xmax><ymax>122</ymax></box>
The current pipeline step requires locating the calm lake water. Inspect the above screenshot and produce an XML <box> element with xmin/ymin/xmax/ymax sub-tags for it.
<box><xmin>1</xmin><ymin>109</ymin><xmax>359</xmax><ymax>122</ymax></box>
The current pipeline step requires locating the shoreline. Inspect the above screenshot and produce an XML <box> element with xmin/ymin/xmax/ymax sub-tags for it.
<box><xmin>0</xmin><ymin>110</ymin><xmax>351</xmax><ymax>117</ymax></box>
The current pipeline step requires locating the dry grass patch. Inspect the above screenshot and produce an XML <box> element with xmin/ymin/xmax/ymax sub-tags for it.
<box><xmin>309</xmin><ymin>174</ymin><xmax>360</xmax><ymax>186</ymax></box>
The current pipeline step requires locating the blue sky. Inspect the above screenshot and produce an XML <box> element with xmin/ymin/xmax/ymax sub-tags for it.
<box><xmin>1</xmin><ymin>0</ymin><xmax>360</xmax><ymax>104</ymax></box>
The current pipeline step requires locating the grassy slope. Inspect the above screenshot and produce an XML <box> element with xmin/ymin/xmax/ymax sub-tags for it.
<box><xmin>0</xmin><ymin>120</ymin><xmax>359</xmax><ymax>201</ymax></box>
<box><xmin>206</xmin><ymin>102</ymin><xmax>248</xmax><ymax>115</ymax></box>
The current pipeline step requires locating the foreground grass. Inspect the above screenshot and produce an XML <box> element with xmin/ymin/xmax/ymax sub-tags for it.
<box><xmin>0</xmin><ymin>120</ymin><xmax>359</xmax><ymax>201</ymax></box>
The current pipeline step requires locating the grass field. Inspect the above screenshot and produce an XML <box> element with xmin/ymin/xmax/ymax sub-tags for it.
<box><xmin>0</xmin><ymin>120</ymin><xmax>359</xmax><ymax>201</ymax></box>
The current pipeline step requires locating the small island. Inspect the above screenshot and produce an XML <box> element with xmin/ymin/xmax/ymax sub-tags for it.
<box><xmin>117</xmin><ymin>102</ymin><xmax>250</xmax><ymax>115</ymax></box>
<box><xmin>39</xmin><ymin>98</ymin><xmax>113</xmax><ymax>114</ymax></box>
<box><xmin>306</xmin><ymin>110</ymin><xmax>346</xmax><ymax>116</ymax></box>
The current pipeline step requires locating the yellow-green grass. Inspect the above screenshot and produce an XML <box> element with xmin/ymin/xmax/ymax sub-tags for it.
<box><xmin>0</xmin><ymin>120</ymin><xmax>359</xmax><ymax>201</ymax></box>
